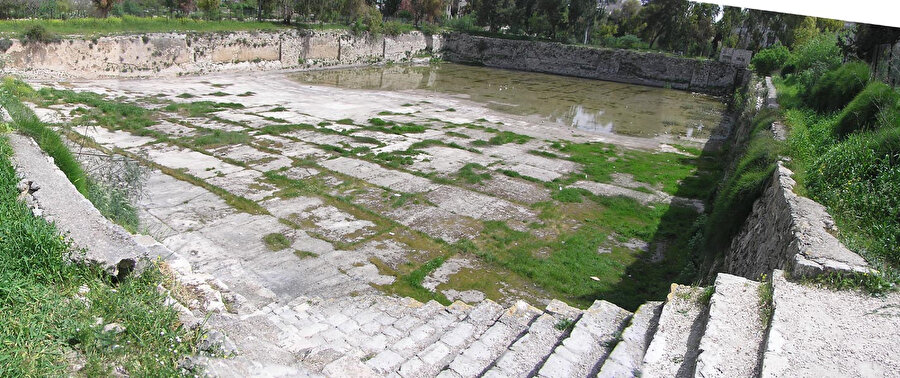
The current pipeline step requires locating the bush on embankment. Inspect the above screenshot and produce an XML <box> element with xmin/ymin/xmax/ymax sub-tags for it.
<box><xmin>832</xmin><ymin>81</ymin><xmax>900</xmax><ymax>137</ymax></box>
<box><xmin>776</xmin><ymin>48</ymin><xmax>900</xmax><ymax>270</ymax></box>
<box><xmin>0</xmin><ymin>136</ymin><xmax>202</xmax><ymax>375</ymax></box>
<box><xmin>806</xmin><ymin>61</ymin><xmax>871</xmax><ymax>113</ymax></box>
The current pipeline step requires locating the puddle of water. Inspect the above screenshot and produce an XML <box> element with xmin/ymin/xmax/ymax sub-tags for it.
<box><xmin>291</xmin><ymin>63</ymin><xmax>727</xmax><ymax>139</ymax></box>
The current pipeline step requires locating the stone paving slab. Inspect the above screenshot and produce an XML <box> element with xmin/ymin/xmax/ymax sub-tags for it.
<box><xmin>641</xmin><ymin>284</ymin><xmax>708</xmax><ymax>378</ymax></box>
<box><xmin>538</xmin><ymin>300</ymin><xmax>631</xmax><ymax>378</ymax></box>
<box><xmin>133</xmin><ymin>143</ymin><xmax>244</xmax><ymax>179</ymax></box>
<box><xmin>695</xmin><ymin>274</ymin><xmax>764</xmax><ymax>378</ymax></box>
<box><xmin>320</xmin><ymin>156</ymin><xmax>438</xmax><ymax>193</ymax></box>
<box><xmin>761</xmin><ymin>270</ymin><xmax>900</xmax><ymax>378</ymax></box>
<box><xmin>597</xmin><ymin>301</ymin><xmax>663</xmax><ymax>378</ymax></box>
<box><xmin>77</xmin><ymin>125</ymin><xmax>157</xmax><ymax>148</ymax></box>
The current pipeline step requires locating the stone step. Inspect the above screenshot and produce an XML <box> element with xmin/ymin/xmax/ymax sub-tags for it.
<box><xmin>443</xmin><ymin>301</ymin><xmax>544</xmax><ymax>377</ymax></box>
<box><xmin>537</xmin><ymin>300</ymin><xmax>631</xmax><ymax>378</ymax></box>
<box><xmin>760</xmin><ymin>270</ymin><xmax>900</xmax><ymax>377</ymax></box>
<box><xmin>694</xmin><ymin>274</ymin><xmax>764</xmax><ymax>378</ymax></box>
<box><xmin>641</xmin><ymin>284</ymin><xmax>709</xmax><ymax>378</ymax></box>
<box><xmin>596</xmin><ymin>301</ymin><xmax>664</xmax><ymax>378</ymax></box>
<box><xmin>484</xmin><ymin>313</ymin><xmax>567</xmax><ymax>377</ymax></box>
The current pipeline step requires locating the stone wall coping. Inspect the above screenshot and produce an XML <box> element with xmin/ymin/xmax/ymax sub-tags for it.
<box><xmin>775</xmin><ymin>162</ymin><xmax>872</xmax><ymax>277</ymax></box>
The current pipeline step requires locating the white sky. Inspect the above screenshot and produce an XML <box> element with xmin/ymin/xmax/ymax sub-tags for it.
<box><xmin>696</xmin><ymin>0</ymin><xmax>900</xmax><ymax>27</ymax></box>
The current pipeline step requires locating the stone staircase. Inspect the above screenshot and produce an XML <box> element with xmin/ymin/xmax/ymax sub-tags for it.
<box><xmin>184</xmin><ymin>272</ymin><xmax>779</xmax><ymax>378</ymax></box>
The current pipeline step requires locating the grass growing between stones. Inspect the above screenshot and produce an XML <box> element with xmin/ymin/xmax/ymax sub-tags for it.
<box><xmin>0</xmin><ymin>136</ymin><xmax>203</xmax><ymax>376</ymax></box>
<box><xmin>454</xmin><ymin>193</ymin><xmax>701</xmax><ymax>310</ymax></box>
<box><xmin>262</xmin><ymin>233</ymin><xmax>291</xmax><ymax>251</ymax></box>
<box><xmin>553</xmin><ymin>141</ymin><xmax>721</xmax><ymax>199</ymax></box>
<box><xmin>0</xmin><ymin>79</ymin><xmax>91</xmax><ymax>194</ymax></box>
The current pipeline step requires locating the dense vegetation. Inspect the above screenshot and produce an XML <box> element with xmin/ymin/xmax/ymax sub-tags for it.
<box><xmin>743</xmin><ymin>31</ymin><xmax>900</xmax><ymax>285</ymax></box>
<box><xmin>0</xmin><ymin>130</ymin><xmax>202</xmax><ymax>375</ymax></box>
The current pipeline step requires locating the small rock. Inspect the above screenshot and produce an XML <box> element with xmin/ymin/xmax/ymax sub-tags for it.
<box><xmin>93</xmin><ymin>317</ymin><xmax>104</xmax><ymax>326</ymax></box>
<box><xmin>16</xmin><ymin>179</ymin><xmax>30</xmax><ymax>193</ymax></box>
<box><xmin>31</xmin><ymin>208</ymin><xmax>43</xmax><ymax>217</ymax></box>
<box><xmin>103</xmin><ymin>323</ymin><xmax>125</xmax><ymax>334</ymax></box>
<box><xmin>78</xmin><ymin>285</ymin><xmax>90</xmax><ymax>295</ymax></box>
<box><xmin>28</xmin><ymin>181</ymin><xmax>40</xmax><ymax>192</ymax></box>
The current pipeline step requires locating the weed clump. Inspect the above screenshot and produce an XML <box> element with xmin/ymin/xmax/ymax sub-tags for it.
<box><xmin>263</xmin><ymin>233</ymin><xmax>291</xmax><ymax>251</ymax></box>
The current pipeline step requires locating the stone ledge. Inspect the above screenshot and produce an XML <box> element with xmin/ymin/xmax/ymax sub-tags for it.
<box><xmin>725</xmin><ymin>161</ymin><xmax>871</xmax><ymax>279</ymax></box>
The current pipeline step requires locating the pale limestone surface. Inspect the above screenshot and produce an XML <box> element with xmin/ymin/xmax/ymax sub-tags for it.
<box><xmin>695</xmin><ymin>274</ymin><xmax>764</xmax><ymax>378</ymax></box>
<box><xmin>761</xmin><ymin>270</ymin><xmax>900</xmax><ymax>378</ymax></box>
<box><xmin>641</xmin><ymin>285</ymin><xmax>708</xmax><ymax>378</ymax></box>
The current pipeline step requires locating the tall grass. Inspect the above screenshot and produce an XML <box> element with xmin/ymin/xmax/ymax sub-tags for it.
<box><xmin>0</xmin><ymin>136</ymin><xmax>202</xmax><ymax>375</ymax></box>
<box><xmin>777</xmin><ymin>64</ymin><xmax>900</xmax><ymax>273</ymax></box>
<box><xmin>0</xmin><ymin>16</ymin><xmax>286</xmax><ymax>36</ymax></box>
<box><xmin>0</xmin><ymin>78</ymin><xmax>89</xmax><ymax>195</ymax></box>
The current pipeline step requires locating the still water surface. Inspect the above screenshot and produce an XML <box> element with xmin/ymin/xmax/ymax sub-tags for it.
<box><xmin>291</xmin><ymin>63</ymin><xmax>726</xmax><ymax>139</ymax></box>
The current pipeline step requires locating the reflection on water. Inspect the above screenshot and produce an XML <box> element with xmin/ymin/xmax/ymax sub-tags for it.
<box><xmin>291</xmin><ymin>63</ymin><xmax>726</xmax><ymax>139</ymax></box>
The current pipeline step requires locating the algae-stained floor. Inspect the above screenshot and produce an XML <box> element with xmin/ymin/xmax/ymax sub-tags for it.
<box><xmin>26</xmin><ymin>67</ymin><xmax>728</xmax><ymax>310</ymax></box>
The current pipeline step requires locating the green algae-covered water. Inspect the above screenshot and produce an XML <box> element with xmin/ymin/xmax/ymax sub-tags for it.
<box><xmin>291</xmin><ymin>63</ymin><xmax>727</xmax><ymax>139</ymax></box>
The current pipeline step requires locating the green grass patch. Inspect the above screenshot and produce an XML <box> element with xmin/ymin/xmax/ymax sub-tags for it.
<box><xmin>262</xmin><ymin>233</ymin><xmax>291</xmax><ymax>251</ymax></box>
<box><xmin>190</xmin><ymin>129</ymin><xmax>249</xmax><ymax>148</ymax></box>
<box><xmin>457</xmin><ymin>163</ymin><xmax>491</xmax><ymax>184</ymax></box>
<box><xmin>488</xmin><ymin>131</ymin><xmax>533</xmax><ymax>145</ymax></box>
<box><xmin>163</xmin><ymin>101</ymin><xmax>244</xmax><ymax>117</ymax></box>
<box><xmin>445</xmin><ymin>131</ymin><xmax>471</xmax><ymax>139</ymax></box>
<box><xmin>256</xmin><ymin>123</ymin><xmax>315</xmax><ymax>136</ymax></box>
<box><xmin>552</xmin><ymin>188</ymin><xmax>585</xmax><ymax>203</ymax></box>
<box><xmin>0</xmin><ymin>16</ymin><xmax>286</xmax><ymax>36</ymax></box>
<box><xmin>557</xmin><ymin>141</ymin><xmax>720</xmax><ymax>199</ymax></box>
<box><xmin>335</xmin><ymin>118</ymin><xmax>355</xmax><ymax>125</ymax></box>
<box><xmin>380</xmin><ymin>255</ymin><xmax>452</xmax><ymax>305</ymax></box>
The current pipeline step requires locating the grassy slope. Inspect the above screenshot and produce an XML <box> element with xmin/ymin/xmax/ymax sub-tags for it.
<box><xmin>0</xmin><ymin>135</ymin><xmax>202</xmax><ymax>375</ymax></box>
<box><xmin>775</xmin><ymin>75</ymin><xmax>900</xmax><ymax>279</ymax></box>
<box><xmin>0</xmin><ymin>16</ymin><xmax>286</xmax><ymax>36</ymax></box>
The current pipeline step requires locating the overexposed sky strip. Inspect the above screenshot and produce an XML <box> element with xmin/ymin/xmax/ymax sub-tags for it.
<box><xmin>695</xmin><ymin>0</ymin><xmax>900</xmax><ymax>28</ymax></box>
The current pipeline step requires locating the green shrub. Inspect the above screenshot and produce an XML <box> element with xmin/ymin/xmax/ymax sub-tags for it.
<box><xmin>806</xmin><ymin>127</ymin><xmax>900</xmax><ymax>265</ymax></box>
<box><xmin>21</xmin><ymin>25</ymin><xmax>59</xmax><ymax>44</ymax></box>
<box><xmin>832</xmin><ymin>81</ymin><xmax>899</xmax><ymax>137</ymax></box>
<box><xmin>785</xmin><ymin>33</ymin><xmax>842</xmax><ymax>96</ymax></box>
<box><xmin>445</xmin><ymin>14</ymin><xmax>479</xmax><ymax>33</ymax></box>
<box><xmin>750</xmin><ymin>44</ymin><xmax>790</xmax><ymax>75</ymax></box>
<box><xmin>418</xmin><ymin>22</ymin><xmax>441</xmax><ymax>35</ymax></box>
<box><xmin>806</xmin><ymin>62</ymin><xmax>870</xmax><ymax>113</ymax></box>
<box><xmin>600</xmin><ymin>34</ymin><xmax>648</xmax><ymax>50</ymax></box>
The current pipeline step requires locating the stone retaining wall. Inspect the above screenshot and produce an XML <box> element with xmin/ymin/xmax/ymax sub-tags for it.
<box><xmin>0</xmin><ymin>30</ymin><xmax>439</xmax><ymax>78</ymax></box>
<box><xmin>441</xmin><ymin>33</ymin><xmax>744</xmax><ymax>96</ymax></box>
<box><xmin>724</xmin><ymin>162</ymin><xmax>870</xmax><ymax>279</ymax></box>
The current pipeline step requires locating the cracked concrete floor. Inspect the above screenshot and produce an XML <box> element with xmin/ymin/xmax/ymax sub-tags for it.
<box><xmin>32</xmin><ymin>68</ymin><xmax>726</xmax><ymax>309</ymax></box>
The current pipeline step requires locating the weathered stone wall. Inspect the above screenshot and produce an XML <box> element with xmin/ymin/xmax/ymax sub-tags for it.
<box><xmin>441</xmin><ymin>33</ymin><xmax>744</xmax><ymax>96</ymax></box>
<box><xmin>0</xmin><ymin>30</ymin><xmax>440</xmax><ymax>79</ymax></box>
<box><xmin>724</xmin><ymin>162</ymin><xmax>870</xmax><ymax>279</ymax></box>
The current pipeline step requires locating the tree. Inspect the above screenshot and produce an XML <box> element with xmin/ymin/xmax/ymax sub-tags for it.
<box><xmin>197</xmin><ymin>0</ymin><xmax>219</xmax><ymax>19</ymax></box>
<box><xmin>91</xmin><ymin>0</ymin><xmax>120</xmax><ymax>17</ymax></box>
<box><xmin>383</xmin><ymin>0</ymin><xmax>401</xmax><ymax>16</ymax></box>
